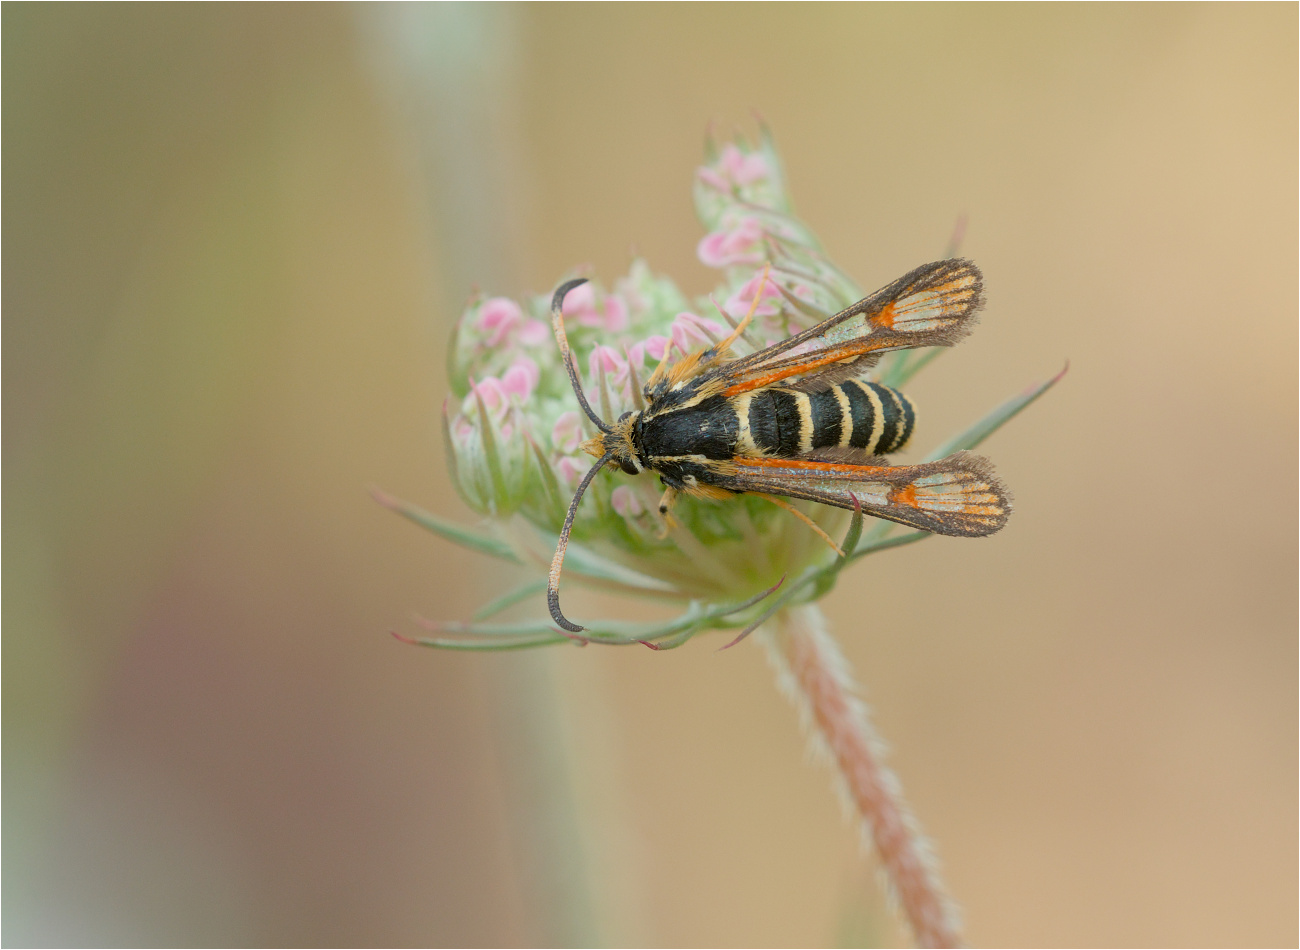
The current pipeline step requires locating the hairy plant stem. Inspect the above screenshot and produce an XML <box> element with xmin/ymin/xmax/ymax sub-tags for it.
<box><xmin>760</xmin><ymin>604</ymin><xmax>963</xmax><ymax>948</ymax></box>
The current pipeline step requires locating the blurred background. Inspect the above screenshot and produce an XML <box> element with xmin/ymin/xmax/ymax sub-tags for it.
<box><xmin>4</xmin><ymin>4</ymin><xmax>1295</xmax><ymax>946</ymax></box>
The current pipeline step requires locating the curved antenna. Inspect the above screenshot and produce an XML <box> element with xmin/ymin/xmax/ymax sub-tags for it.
<box><xmin>547</xmin><ymin>450</ymin><xmax>615</xmax><ymax>633</ymax></box>
<box><xmin>550</xmin><ymin>278</ymin><xmax>612</xmax><ymax>434</ymax></box>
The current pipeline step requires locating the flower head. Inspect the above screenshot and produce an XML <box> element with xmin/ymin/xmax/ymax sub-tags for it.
<box><xmin>389</xmin><ymin>127</ymin><xmax>1061</xmax><ymax>650</ymax></box>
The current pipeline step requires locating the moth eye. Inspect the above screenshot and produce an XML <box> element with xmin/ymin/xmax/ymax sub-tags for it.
<box><xmin>619</xmin><ymin>458</ymin><xmax>639</xmax><ymax>475</ymax></box>
<box><xmin>617</xmin><ymin>411</ymin><xmax>633</xmax><ymax>423</ymax></box>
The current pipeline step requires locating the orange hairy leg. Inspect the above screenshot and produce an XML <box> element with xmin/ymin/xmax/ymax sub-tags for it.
<box><xmin>754</xmin><ymin>493</ymin><xmax>844</xmax><ymax>556</ymax></box>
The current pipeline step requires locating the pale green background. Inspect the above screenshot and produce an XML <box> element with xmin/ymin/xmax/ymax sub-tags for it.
<box><xmin>5</xmin><ymin>4</ymin><xmax>1295</xmax><ymax>946</ymax></box>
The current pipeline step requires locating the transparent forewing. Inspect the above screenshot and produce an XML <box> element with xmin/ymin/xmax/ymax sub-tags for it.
<box><xmin>717</xmin><ymin>259</ymin><xmax>983</xmax><ymax>396</ymax></box>
<box><xmin>819</xmin><ymin>259</ymin><xmax>982</xmax><ymax>345</ymax></box>
<box><xmin>718</xmin><ymin>450</ymin><xmax>1009</xmax><ymax>537</ymax></box>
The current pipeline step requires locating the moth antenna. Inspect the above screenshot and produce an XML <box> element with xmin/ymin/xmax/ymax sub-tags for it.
<box><xmin>550</xmin><ymin>279</ymin><xmax>612</xmax><ymax>434</ymax></box>
<box><xmin>547</xmin><ymin>450</ymin><xmax>615</xmax><ymax>633</ymax></box>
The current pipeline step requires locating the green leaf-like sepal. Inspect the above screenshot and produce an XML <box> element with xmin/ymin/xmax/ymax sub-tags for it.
<box><xmin>925</xmin><ymin>363</ymin><xmax>1069</xmax><ymax>461</ymax></box>
<box><xmin>472</xmin><ymin>578</ymin><xmax>549</xmax><ymax>621</ymax></box>
<box><xmin>848</xmin><ymin>529</ymin><xmax>931</xmax><ymax>563</ymax></box>
<box><xmin>404</xmin><ymin>578</ymin><xmax>787</xmax><ymax>652</ymax></box>
<box><xmin>371</xmin><ymin>488</ymin><xmax>522</xmax><ymax>564</ymax></box>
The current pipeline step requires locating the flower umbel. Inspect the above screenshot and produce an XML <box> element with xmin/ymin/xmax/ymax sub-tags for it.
<box><xmin>379</xmin><ymin>126</ymin><xmax>1063</xmax><ymax>947</ymax></box>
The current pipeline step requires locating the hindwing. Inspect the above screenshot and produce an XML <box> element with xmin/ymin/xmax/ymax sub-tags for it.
<box><xmin>700</xmin><ymin>450</ymin><xmax>1009</xmax><ymax>537</ymax></box>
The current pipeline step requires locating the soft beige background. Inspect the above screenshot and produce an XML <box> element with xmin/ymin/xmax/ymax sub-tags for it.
<box><xmin>5</xmin><ymin>5</ymin><xmax>1295</xmax><ymax>947</ymax></box>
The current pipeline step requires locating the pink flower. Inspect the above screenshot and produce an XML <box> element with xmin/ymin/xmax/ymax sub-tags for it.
<box><xmin>551</xmin><ymin>411</ymin><xmax>583</xmax><ymax>453</ymax></box>
<box><xmin>461</xmin><ymin>379</ymin><xmax>516</xmax><ymax>438</ymax></box>
<box><xmin>697</xmin><ymin>216</ymin><xmax>766</xmax><ymax>268</ymax></box>
<box><xmin>724</xmin><ymin>270</ymin><xmax>787</xmax><ymax>320</ymax></box>
<box><xmin>464</xmin><ymin>376</ymin><xmax>509</xmax><ymax>421</ymax></box>
<box><xmin>556</xmin><ymin>455</ymin><xmax>588</xmax><ymax>488</ymax></box>
<box><xmin>517</xmin><ymin>319</ymin><xmax>549</xmax><ymax>346</ymax></box>
<box><xmin>500</xmin><ymin>356</ymin><xmax>539</xmax><ymax>402</ymax></box>
<box><xmin>588</xmin><ymin>345</ymin><xmax>626</xmax><ymax>384</ymax></box>
<box><xmin>670</xmin><ymin>312</ymin><xmax>726</xmax><ymax>355</ymax></box>
<box><xmin>697</xmin><ymin>144</ymin><xmax>772</xmax><ymax>192</ymax></box>
<box><xmin>475</xmin><ymin>297</ymin><xmax>524</xmax><ymax>347</ymax></box>
<box><xmin>562</xmin><ymin>283</ymin><xmax>629</xmax><ymax>332</ymax></box>
<box><xmin>560</xmin><ymin>281</ymin><xmax>596</xmax><ymax>319</ymax></box>
<box><xmin>610</xmin><ymin>486</ymin><xmax>645</xmax><ymax>521</ymax></box>
<box><xmin>623</xmin><ymin>340</ymin><xmax>651</xmax><ymax>386</ymax></box>
<box><xmin>640</xmin><ymin>335</ymin><xmax>671</xmax><ymax>362</ymax></box>
<box><xmin>464</xmin><ymin>359</ymin><xmax>538</xmax><ymax>425</ymax></box>
<box><xmin>471</xmin><ymin>297</ymin><xmax>548</xmax><ymax>349</ymax></box>
<box><xmin>602</xmin><ymin>294</ymin><xmax>629</xmax><ymax>332</ymax></box>
<box><xmin>624</xmin><ymin>340</ymin><xmax>647</xmax><ymax>370</ymax></box>
<box><xmin>451</xmin><ymin>416</ymin><xmax>475</xmax><ymax>443</ymax></box>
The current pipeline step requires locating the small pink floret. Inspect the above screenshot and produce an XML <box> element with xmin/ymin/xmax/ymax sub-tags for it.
<box><xmin>561</xmin><ymin>282</ymin><xmax>599</xmax><ymax>323</ymax></box>
<box><xmin>563</xmin><ymin>284</ymin><xmax>628</xmax><ymax>332</ymax></box>
<box><xmin>466</xmin><ymin>377</ymin><xmax>509</xmax><ymax>420</ymax></box>
<box><xmin>603</xmin><ymin>294</ymin><xmax>629</xmax><ymax>332</ymax></box>
<box><xmin>517</xmin><ymin>319</ymin><xmax>549</xmax><ymax>346</ymax></box>
<box><xmin>696</xmin><ymin>144</ymin><xmax>772</xmax><ymax>192</ymax></box>
<box><xmin>725</xmin><ymin>269</ymin><xmax>785</xmax><ymax>320</ymax></box>
<box><xmin>720</xmin><ymin>143</ymin><xmax>771</xmax><ymax>184</ymax></box>
<box><xmin>476</xmin><ymin>297</ymin><xmax>524</xmax><ymax>347</ymax></box>
<box><xmin>588</xmin><ymin>345</ymin><xmax>626</xmax><ymax>381</ymax></box>
<box><xmin>610</xmin><ymin>485</ymin><xmax>644</xmax><ymax>519</ymax></box>
<box><xmin>556</xmin><ymin>455</ymin><xmax>588</xmax><ymax>487</ymax></box>
<box><xmin>670</xmin><ymin>312</ymin><xmax>726</xmax><ymax>354</ymax></box>
<box><xmin>551</xmin><ymin>411</ymin><xmax>583</xmax><ymax>453</ymax></box>
<box><xmin>697</xmin><ymin>216</ymin><xmax>765</xmax><ymax>268</ymax></box>
<box><xmin>641</xmin><ymin>335</ymin><xmax>671</xmax><ymax>362</ymax></box>
<box><xmin>501</xmin><ymin>355</ymin><xmax>539</xmax><ymax>401</ymax></box>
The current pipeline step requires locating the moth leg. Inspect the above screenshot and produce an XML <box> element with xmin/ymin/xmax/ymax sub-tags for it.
<box><xmin>754</xmin><ymin>493</ymin><xmax>844</xmax><ymax>557</ymax></box>
<box><xmin>713</xmin><ymin>262</ymin><xmax>770</xmax><ymax>355</ymax></box>
<box><xmin>656</xmin><ymin>484</ymin><xmax>680</xmax><ymax>538</ymax></box>
<box><xmin>694</xmin><ymin>264</ymin><xmax>773</xmax><ymax>374</ymax></box>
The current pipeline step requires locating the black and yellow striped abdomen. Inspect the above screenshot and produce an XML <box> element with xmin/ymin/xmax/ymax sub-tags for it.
<box><xmin>738</xmin><ymin>381</ymin><xmax>915</xmax><ymax>457</ymax></box>
<box><xmin>635</xmin><ymin>381</ymin><xmax>915</xmax><ymax>468</ymax></box>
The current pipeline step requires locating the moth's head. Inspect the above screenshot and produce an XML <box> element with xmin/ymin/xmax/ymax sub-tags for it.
<box><xmin>582</xmin><ymin>410</ymin><xmax>642</xmax><ymax>475</ymax></box>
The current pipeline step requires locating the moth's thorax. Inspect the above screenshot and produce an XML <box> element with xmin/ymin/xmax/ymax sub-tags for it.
<box><xmin>639</xmin><ymin>394</ymin><xmax>739</xmax><ymax>462</ymax></box>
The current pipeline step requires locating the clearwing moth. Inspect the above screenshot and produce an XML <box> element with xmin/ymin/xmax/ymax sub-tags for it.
<box><xmin>547</xmin><ymin>259</ymin><xmax>1010</xmax><ymax>633</ymax></box>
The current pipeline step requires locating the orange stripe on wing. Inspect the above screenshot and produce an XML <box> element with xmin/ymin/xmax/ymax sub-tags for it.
<box><xmin>734</xmin><ymin>456</ymin><xmax>893</xmax><ymax>475</ymax></box>
<box><xmin>721</xmin><ymin>340</ymin><xmax>887</xmax><ymax>397</ymax></box>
